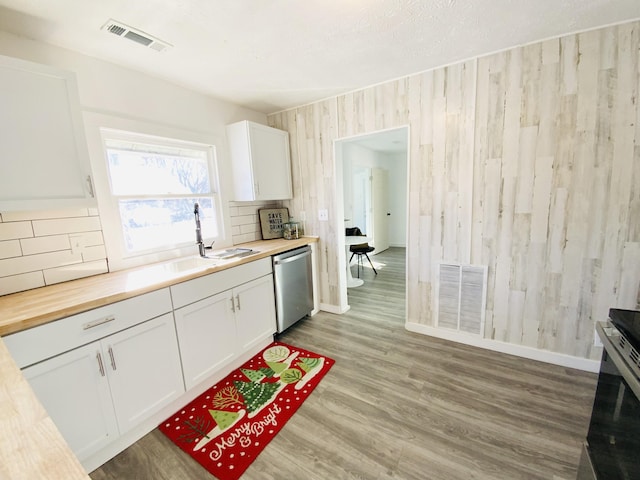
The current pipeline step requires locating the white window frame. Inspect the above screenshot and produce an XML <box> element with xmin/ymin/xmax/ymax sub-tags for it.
<box><xmin>83</xmin><ymin>113</ymin><xmax>230</xmax><ymax>271</ymax></box>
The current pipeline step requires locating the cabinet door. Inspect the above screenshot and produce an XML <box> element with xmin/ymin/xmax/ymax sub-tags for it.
<box><xmin>248</xmin><ymin>123</ymin><xmax>292</xmax><ymax>200</ymax></box>
<box><xmin>227</xmin><ymin>121</ymin><xmax>292</xmax><ymax>201</ymax></box>
<box><xmin>234</xmin><ymin>274</ymin><xmax>277</xmax><ymax>352</ymax></box>
<box><xmin>22</xmin><ymin>342</ymin><xmax>118</xmax><ymax>462</ymax></box>
<box><xmin>104</xmin><ymin>313</ymin><xmax>184</xmax><ymax>434</ymax></box>
<box><xmin>0</xmin><ymin>54</ymin><xmax>93</xmax><ymax>211</ymax></box>
<box><xmin>174</xmin><ymin>290</ymin><xmax>237</xmax><ymax>390</ymax></box>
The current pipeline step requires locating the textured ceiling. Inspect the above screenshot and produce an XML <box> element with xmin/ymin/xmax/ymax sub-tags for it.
<box><xmin>0</xmin><ymin>0</ymin><xmax>639</xmax><ymax>114</ymax></box>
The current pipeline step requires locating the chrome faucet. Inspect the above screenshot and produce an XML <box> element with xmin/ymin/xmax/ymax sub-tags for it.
<box><xmin>194</xmin><ymin>202</ymin><xmax>206</xmax><ymax>257</ymax></box>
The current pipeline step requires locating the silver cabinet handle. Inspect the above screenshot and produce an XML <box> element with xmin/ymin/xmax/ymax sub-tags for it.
<box><xmin>83</xmin><ymin>315</ymin><xmax>115</xmax><ymax>330</ymax></box>
<box><xmin>97</xmin><ymin>352</ymin><xmax>105</xmax><ymax>377</ymax></box>
<box><xmin>230</xmin><ymin>297</ymin><xmax>236</xmax><ymax>313</ymax></box>
<box><xmin>86</xmin><ymin>175</ymin><xmax>95</xmax><ymax>198</ymax></box>
<box><xmin>235</xmin><ymin>294</ymin><xmax>241</xmax><ymax>311</ymax></box>
<box><xmin>108</xmin><ymin>346</ymin><xmax>117</xmax><ymax>371</ymax></box>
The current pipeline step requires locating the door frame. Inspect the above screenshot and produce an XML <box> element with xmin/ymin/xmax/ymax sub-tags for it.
<box><xmin>333</xmin><ymin>125</ymin><xmax>410</xmax><ymax>314</ymax></box>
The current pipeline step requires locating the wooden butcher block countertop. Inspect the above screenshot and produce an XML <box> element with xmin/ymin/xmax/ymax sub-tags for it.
<box><xmin>0</xmin><ymin>237</ymin><xmax>317</xmax><ymax>337</ymax></box>
<box><xmin>0</xmin><ymin>339</ymin><xmax>90</xmax><ymax>479</ymax></box>
<box><xmin>0</xmin><ymin>237</ymin><xmax>316</xmax><ymax>478</ymax></box>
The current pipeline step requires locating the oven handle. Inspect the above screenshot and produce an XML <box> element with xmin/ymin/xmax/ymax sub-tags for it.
<box><xmin>597</xmin><ymin>322</ymin><xmax>640</xmax><ymax>399</ymax></box>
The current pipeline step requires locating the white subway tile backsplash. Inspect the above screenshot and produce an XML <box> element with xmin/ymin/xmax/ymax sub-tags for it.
<box><xmin>1</xmin><ymin>209</ymin><xmax>91</xmax><ymax>222</ymax></box>
<box><xmin>0</xmin><ymin>240</ymin><xmax>22</xmax><ymax>259</ymax></box>
<box><xmin>43</xmin><ymin>260</ymin><xmax>108</xmax><ymax>285</ymax></box>
<box><xmin>0</xmin><ymin>250</ymin><xmax>82</xmax><ymax>277</ymax></box>
<box><xmin>240</xmin><ymin>223</ymin><xmax>259</xmax><ymax>234</ymax></box>
<box><xmin>0</xmin><ymin>222</ymin><xmax>33</xmax><ymax>241</ymax></box>
<box><xmin>81</xmin><ymin>231</ymin><xmax>105</xmax><ymax>247</ymax></box>
<box><xmin>238</xmin><ymin>205</ymin><xmax>263</xmax><ymax>215</ymax></box>
<box><xmin>233</xmin><ymin>232</ymin><xmax>259</xmax><ymax>244</ymax></box>
<box><xmin>0</xmin><ymin>271</ymin><xmax>45</xmax><ymax>296</ymax></box>
<box><xmin>81</xmin><ymin>245</ymin><xmax>107</xmax><ymax>262</ymax></box>
<box><xmin>228</xmin><ymin>201</ymin><xmax>282</xmax><ymax>245</ymax></box>
<box><xmin>0</xmin><ymin>200</ymin><xmax>277</xmax><ymax>296</ymax></box>
<box><xmin>230</xmin><ymin>214</ymin><xmax>256</xmax><ymax>227</ymax></box>
<box><xmin>32</xmin><ymin>217</ymin><xmax>102</xmax><ymax>236</ymax></box>
<box><xmin>20</xmin><ymin>235</ymin><xmax>71</xmax><ymax>255</ymax></box>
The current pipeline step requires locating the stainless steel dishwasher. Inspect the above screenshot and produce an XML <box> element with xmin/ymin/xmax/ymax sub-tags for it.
<box><xmin>273</xmin><ymin>245</ymin><xmax>314</xmax><ymax>333</ymax></box>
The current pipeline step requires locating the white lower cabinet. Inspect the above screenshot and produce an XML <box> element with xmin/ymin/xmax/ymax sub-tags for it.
<box><xmin>22</xmin><ymin>342</ymin><xmax>118</xmax><ymax>462</ymax></box>
<box><xmin>7</xmin><ymin>256</ymin><xmax>280</xmax><ymax>471</ymax></box>
<box><xmin>21</xmin><ymin>313</ymin><xmax>184</xmax><ymax>463</ymax></box>
<box><xmin>234</xmin><ymin>274</ymin><xmax>277</xmax><ymax>352</ymax></box>
<box><xmin>102</xmin><ymin>313</ymin><xmax>184</xmax><ymax>434</ymax></box>
<box><xmin>174</xmin><ymin>273</ymin><xmax>276</xmax><ymax>391</ymax></box>
<box><xmin>174</xmin><ymin>290</ymin><xmax>237</xmax><ymax>390</ymax></box>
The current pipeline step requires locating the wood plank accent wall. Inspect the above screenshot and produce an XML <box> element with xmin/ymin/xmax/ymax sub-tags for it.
<box><xmin>269</xmin><ymin>21</ymin><xmax>640</xmax><ymax>361</ymax></box>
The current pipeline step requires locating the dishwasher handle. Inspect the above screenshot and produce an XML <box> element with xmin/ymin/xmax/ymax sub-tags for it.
<box><xmin>273</xmin><ymin>249</ymin><xmax>311</xmax><ymax>265</ymax></box>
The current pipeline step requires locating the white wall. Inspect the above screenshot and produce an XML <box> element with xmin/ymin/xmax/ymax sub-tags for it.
<box><xmin>0</xmin><ymin>30</ymin><xmax>272</xmax><ymax>294</ymax></box>
<box><xmin>341</xmin><ymin>143</ymin><xmax>407</xmax><ymax>247</ymax></box>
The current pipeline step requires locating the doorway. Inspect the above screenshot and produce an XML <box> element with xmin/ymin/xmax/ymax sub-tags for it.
<box><xmin>334</xmin><ymin>126</ymin><xmax>409</xmax><ymax>313</ymax></box>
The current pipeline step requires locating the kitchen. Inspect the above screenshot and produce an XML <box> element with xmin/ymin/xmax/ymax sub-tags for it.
<box><xmin>1</xmin><ymin>2</ymin><xmax>640</xmax><ymax>479</ymax></box>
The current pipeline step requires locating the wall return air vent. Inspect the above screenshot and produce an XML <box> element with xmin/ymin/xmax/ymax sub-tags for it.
<box><xmin>437</xmin><ymin>263</ymin><xmax>488</xmax><ymax>336</ymax></box>
<box><xmin>101</xmin><ymin>19</ymin><xmax>172</xmax><ymax>53</ymax></box>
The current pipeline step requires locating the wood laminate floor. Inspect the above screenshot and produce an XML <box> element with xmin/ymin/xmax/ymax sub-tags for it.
<box><xmin>90</xmin><ymin>247</ymin><xmax>597</xmax><ymax>480</ymax></box>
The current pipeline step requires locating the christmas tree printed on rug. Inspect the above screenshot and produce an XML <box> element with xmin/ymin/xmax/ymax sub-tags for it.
<box><xmin>160</xmin><ymin>343</ymin><xmax>334</xmax><ymax>480</ymax></box>
<box><xmin>181</xmin><ymin>344</ymin><xmax>325</xmax><ymax>451</ymax></box>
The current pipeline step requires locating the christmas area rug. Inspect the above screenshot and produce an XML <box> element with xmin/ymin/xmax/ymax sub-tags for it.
<box><xmin>159</xmin><ymin>342</ymin><xmax>334</xmax><ymax>480</ymax></box>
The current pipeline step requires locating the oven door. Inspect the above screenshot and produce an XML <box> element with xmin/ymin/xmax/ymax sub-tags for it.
<box><xmin>585</xmin><ymin>347</ymin><xmax>640</xmax><ymax>479</ymax></box>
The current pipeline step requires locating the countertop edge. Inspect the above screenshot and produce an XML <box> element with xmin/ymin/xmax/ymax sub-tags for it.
<box><xmin>0</xmin><ymin>237</ymin><xmax>318</xmax><ymax>337</ymax></box>
<box><xmin>0</xmin><ymin>340</ymin><xmax>90</xmax><ymax>479</ymax></box>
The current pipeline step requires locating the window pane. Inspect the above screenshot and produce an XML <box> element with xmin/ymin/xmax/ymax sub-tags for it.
<box><xmin>107</xmin><ymin>148</ymin><xmax>211</xmax><ymax>195</ymax></box>
<box><xmin>119</xmin><ymin>197</ymin><xmax>218</xmax><ymax>253</ymax></box>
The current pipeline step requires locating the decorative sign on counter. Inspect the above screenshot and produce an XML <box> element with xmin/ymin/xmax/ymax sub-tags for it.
<box><xmin>259</xmin><ymin>208</ymin><xmax>289</xmax><ymax>239</ymax></box>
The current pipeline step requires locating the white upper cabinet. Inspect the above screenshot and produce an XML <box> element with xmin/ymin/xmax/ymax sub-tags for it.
<box><xmin>226</xmin><ymin>120</ymin><xmax>293</xmax><ymax>201</ymax></box>
<box><xmin>0</xmin><ymin>55</ymin><xmax>95</xmax><ymax>211</ymax></box>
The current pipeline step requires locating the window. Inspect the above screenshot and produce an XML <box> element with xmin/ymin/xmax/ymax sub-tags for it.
<box><xmin>102</xmin><ymin>130</ymin><xmax>221</xmax><ymax>257</ymax></box>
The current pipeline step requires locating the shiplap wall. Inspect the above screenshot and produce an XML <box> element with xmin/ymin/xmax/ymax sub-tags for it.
<box><xmin>269</xmin><ymin>21</ymin><xmax>640</xmax><ymax>361</ymax></box>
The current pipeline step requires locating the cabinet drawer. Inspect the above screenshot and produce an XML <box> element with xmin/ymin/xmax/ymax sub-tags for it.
<box><xmin>170</xmin><ymin>257</ymin><xmax>272</xmax><ymax>309</ymax></box>
<box><xmin>4</xmin><ymin>288</ymin><xmax>173</xmax><ymax>368</ymax></box>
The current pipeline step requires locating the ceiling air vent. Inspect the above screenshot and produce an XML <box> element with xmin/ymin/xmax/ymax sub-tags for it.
<box><xmin>101</xmin><ymin>19</ymin><xmax>172</xmax><ymax>53</ymax></box>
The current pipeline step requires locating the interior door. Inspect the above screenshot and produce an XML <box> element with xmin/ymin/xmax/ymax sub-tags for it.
<box><xmin>371</xmin><ymin>167</ymin><xmax>390</xmax><ymax>253</ymax></box>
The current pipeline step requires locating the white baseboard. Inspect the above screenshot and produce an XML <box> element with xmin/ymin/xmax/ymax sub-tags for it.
<box><xmin>319</xmin><ymin>303</ymin><xmax>350</xmax><ymax>314</ymax></box>
<box><xmin>405</xmin><ymin>322</ymin><xmax>600</xmax><ymax>373</ymax></box>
